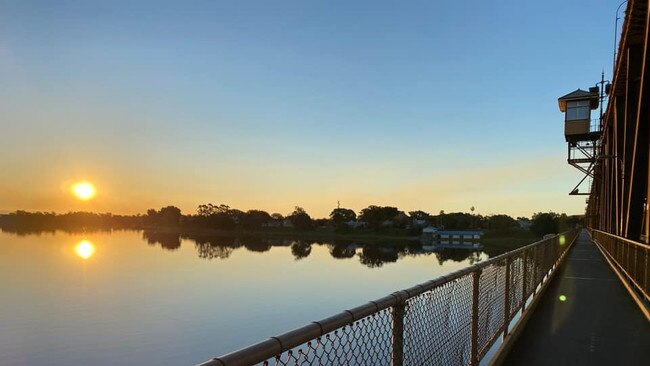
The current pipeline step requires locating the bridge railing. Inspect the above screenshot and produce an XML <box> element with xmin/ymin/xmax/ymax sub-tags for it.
<box><xmin>590</xmin><ymin>229</ymin><xmax>650</xmax><ymax>303</ymax></box>
<box><xmin>197</xmin><ymin>229</ymin><xmax>579</xmax><ymax>366</ymax></box>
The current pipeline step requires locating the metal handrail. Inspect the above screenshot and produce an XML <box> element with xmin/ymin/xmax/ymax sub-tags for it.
<box><xmin>197</xmin><ymin>229</ymin><xmax>579</xmax><ymax>366</ymax></box>
<box><xmin>589</xmin><ymin>229</ymin><xmax>650</xmax><ymax>302</ymax></box>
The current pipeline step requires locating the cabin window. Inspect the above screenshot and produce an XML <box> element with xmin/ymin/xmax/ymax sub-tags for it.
<box><xmin>566</xmin><ymin>100</ymin><xmax>590</xmax><ymax>121</ymax></box>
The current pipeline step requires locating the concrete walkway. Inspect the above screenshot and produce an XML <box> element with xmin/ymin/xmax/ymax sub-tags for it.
<box><xmin>503</xmin><ymin>230</ymin><xmax>650</xmax><ymax>366</ymax></box>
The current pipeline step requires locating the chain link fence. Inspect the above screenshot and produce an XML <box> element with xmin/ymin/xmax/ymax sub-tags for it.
<box><xmin>198</xmin><ymin>229</ymin><xmax>578</xmax><ymax>366</ymax></box>
<box><xmin>590</xmin><ymin>229</ymin><xmax>650</xmax><ymax>302</ymax></box>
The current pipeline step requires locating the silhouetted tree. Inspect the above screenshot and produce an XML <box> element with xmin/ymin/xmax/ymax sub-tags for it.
<box><xmin>0</xmin><ymin>210</ymin><xmax>143</xmax><ymax>233</ymax></box>
<box><xmin>242</xmin><ymin>210</ymin><xmax>272</xmax><ymax>229</ymax></box>
<box><xmin>358</xmin><ymin>206</ymin><xmax>399</xmax><ymax>228</ymax></box>
<box><xmin>159</xmin><ymin>206</ymin><xmax>181</xmax><ymax>226</ymax></box>
<box><xmin>330</xmin><ymin>208</ymin><xmax>356</xmax><ymax>227</ymax></box>
<box><xmin>313</xmin><ymin>218</ymin><xmax>330</xmax><ymax>227</ymax></box>
<box><xmin>288</xmin><ymin>206</ymin><xmax>313</xmax><ymax>230</ymax></box>
<box><xmin>562</xmin><ymin>215</ymin><xmax>583</xmax><ymax>230</ymax></box>
<box><xmin>197</xmin><ymin>203</ymin><xmax>231</xmax><ymax>216</ymax></box>
<box><xmin>196</xmin><ymin>203</ymin><xmax>236</xmax><ymax>230</ymax></box>
<box><xmin>487</xmin><ymin>214</ymin><xmax>518</xmax><ymax>230</ymax></box>
<box><xmin>431</xmin><ymin>212</ymin><xmax>474</xmax><ymax>230</ymax></box>
<box><xmin>408</xmin><ymin>210</ymin><xmax>431</xmax><ymax>221</ymax></box>
<box><xmin>531</xmin><ymin>212</ymin><xmax>560</xmax><ymax>236</ymax></box>
<box><xmin>228</xmin><ymin>209</ymin><xmax>245</xmax><ymax>224</ymax></box>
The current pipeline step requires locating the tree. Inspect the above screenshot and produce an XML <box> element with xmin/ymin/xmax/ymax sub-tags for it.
<box><xmin>358</xmin><ymin>205</ymin><xmax>399</xmax><ymax>228</ymax></box>
<box><xmin>487</xmin><ymin>214</ymin><xmax>518</xmax><ymax>230</ymax></box>
<box><xmin>288</xmin><ymin>206</ymin><xmax>313</xmax><ymax>230</ymax></box>
<box><xmin>433</xmin><ymin>212</ymin><xmax>473</xmax><ymax>230</ymax></box>
<box><xmin>330</xmin><ymin>208</ymin><xmax>356</xmax><ymax>227</ymax></box>
<box><xmin>196</xmin><ymin>203</ymin><xmax>236</xmax><ymax>230</ymax></box>
<box><xmin>227</xmin><ymin>209</ymin><xmax>245</xmax><ymax>224</ymax></box>
<box><xmin>144</xmin><ymin>206</ymin><xmax>181</xmax><ymax>226</ymax></box>
<box><xmin>242</xmin><ymin>210</ymin><xmax>272</xmax><ymax>229</ymax></box>
<box><xmin>159</xmin><ymin>206</ymin><xmax>181</xmax><ymax>226</ymax></box>
<box><xmin>197</xmin><ymin>203</ymin><xmax>231</xmax><ymax>216</ymax></box>
<box><xmin>531</xmin><ymin>212</ymin><xmax>560</xmax><ymax>236</ymax></box>
<box><xmin>144</xmin><ymin>209</ymin><xmax>158</xmax><ymax>225</ymax></box>
<box><xmin>408</xmin><ymin>210</ymin><xmax>431</xmax><ymax>221</ymax></box>
<box><xmin>438</xmin><ymin>210</ymin><xmax>445</xmax><ymax>227</ymax></box>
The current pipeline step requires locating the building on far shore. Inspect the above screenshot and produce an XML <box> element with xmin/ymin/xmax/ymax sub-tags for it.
<box><xmin>345</xmin><ymin>220</ymin><xmax>369</xmax><ymax>229</ymax></box>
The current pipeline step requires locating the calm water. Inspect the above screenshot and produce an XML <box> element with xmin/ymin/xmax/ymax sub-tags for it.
<box><xmin>0</xmin><ymin>230</ymin><xmax>488</xmax><ymax>366</ymax></box>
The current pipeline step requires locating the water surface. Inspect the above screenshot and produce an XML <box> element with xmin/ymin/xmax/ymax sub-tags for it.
<box><xmin>0</xmin><ymin>230</ymin><xmax>487</xmax><ymax>365</ymax></box>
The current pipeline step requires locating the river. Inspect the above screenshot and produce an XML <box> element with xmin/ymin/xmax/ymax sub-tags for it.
<box><xmin>0</xmin><ymin>229</ymin><xmax>491</xmax><ymax>365</ymax></box>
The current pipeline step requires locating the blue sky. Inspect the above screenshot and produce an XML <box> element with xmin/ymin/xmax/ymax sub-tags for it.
<box><xmin>0</xmin><ymin>0</ymin><xmax>620</xmax><ymax>217</ymax></box>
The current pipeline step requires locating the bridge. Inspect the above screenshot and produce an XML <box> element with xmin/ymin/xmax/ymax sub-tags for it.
<box><xmin>196</xmin><ymin>2</ymin><xmax>650</xmax><ymax>365</ymax></box>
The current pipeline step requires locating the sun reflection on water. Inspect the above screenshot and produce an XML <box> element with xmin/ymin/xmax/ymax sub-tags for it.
<box><xmin>75</xmin><ymin>240</ymin><xmax>95</xmax><ymax>259</ymax></box>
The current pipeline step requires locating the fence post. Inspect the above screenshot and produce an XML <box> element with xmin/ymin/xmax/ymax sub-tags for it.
<box><xmin>391</xmin><ymin>300</ymin><xmax>405</xmax><ymax>366</ymax></box>
<box><xmin>534</xmin><ymin>246</ymin><xmax>540</xmax><ymax>295</ymax></box>
<box><xmin>624</xmin><ymin>242</ymin><xmax>630</xmax><ymax>277</ymax></box>
<box><xmin>633</xmin><ymin>245</ymin><xmax>638</xmax><ymax>282</ymax></box>
<box><xmin>643</xmin><ymin>249</ymin><xmax>650</xmax><ymax>293</ymax></box>
<box><xmin>470</xmin><ymin>269</ymin><xmax>481</xmax><ymax>366</ymax></box>
<box><xmin>502</xmin><ymin>257</ymin><xmax>511</xmax><ymax>340</ymax></box>
<box><xmin>521</xmin><ymin>250</ymin><xmax>528</xmax><ymax>311</ymax></box>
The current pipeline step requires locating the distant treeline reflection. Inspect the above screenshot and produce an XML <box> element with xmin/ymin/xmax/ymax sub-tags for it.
<box><xmin>142</xmin><ymin>230</ymin><xmax>483</xmax><ymax>268</ymax></box>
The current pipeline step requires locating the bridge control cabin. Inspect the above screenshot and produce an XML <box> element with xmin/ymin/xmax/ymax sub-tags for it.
<box><xmin>557</xmin><ymin>88</ymin><xmax>600</xmax><ymax>143</ymax></box>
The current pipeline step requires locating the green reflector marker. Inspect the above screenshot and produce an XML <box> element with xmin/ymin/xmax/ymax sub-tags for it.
<box><xmin>559</xmin><ymin>295</ymin><xmax>567</xmax><ymax>302</ymax></box>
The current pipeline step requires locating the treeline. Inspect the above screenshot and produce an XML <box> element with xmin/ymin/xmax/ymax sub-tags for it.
<box><xmin>528</xmin><ymin>212</ymin><xmax>582</xmax><ymax>237</ymax></box>
<box><xmin>0</xmin><ymin>210</ymin><xmax>143</xmax><ymax>234</ymax></box>
<box><xmin>0</xmin><ymin>204</ymin><xmax>583</xmax><ymax>236</ymax></box>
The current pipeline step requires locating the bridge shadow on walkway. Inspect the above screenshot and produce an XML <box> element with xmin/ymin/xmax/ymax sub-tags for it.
<box><xmin>503</xmin><ymin>229</ymin><xmax>650</xmax><ymax>366</ymax></box>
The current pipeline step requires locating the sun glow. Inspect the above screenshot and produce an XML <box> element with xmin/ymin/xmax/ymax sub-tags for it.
<box><xmin>72</xmin><ymin>182</ymin><xmax>96</xmax><ymax>200</ymax></box>
<box><xmin>75</xmin><ymin>240</ymin><xmax>95</xmax><ymax>259</ymax></box>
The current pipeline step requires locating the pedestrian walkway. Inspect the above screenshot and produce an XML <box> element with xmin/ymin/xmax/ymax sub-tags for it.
<box><xmin>502</xmin><ymin>230</ymin><xmax>650</xmax><ymax>365</ymax></box>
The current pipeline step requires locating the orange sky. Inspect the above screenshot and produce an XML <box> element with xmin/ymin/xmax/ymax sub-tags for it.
<box><xmin>0</xmin><ymin>151</ymin><xmax>585</xmax><ymax>218</ymax></box>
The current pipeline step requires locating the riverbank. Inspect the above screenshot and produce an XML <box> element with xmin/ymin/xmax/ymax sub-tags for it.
<box><xmin>481</xmin><ymin>230</ymin><xmax>541</xmax><ymax>256</ymax></box>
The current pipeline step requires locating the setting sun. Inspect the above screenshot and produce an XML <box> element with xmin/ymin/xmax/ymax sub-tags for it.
<box><xmin>72</xmin><ymin>182</ymin><xmax>96</xmax><ymax>201</ymax></box>
<box><xmin>75</xmin><ymin>240</ymin><xmax>95</xmax><ymax>259</ymax></box>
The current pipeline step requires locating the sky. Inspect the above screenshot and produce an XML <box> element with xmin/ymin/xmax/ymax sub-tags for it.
<box><xmin>0</xmin><ymin>0</ymin><xmax>621</xmax><ymax>218</ymax></box>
